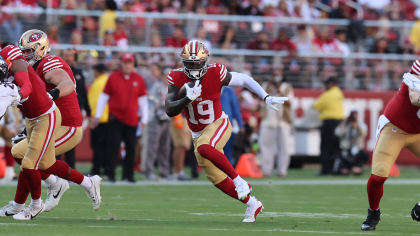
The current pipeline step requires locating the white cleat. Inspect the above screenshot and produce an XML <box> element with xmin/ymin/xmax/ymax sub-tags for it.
<box><xmin>86</xmin><ymin>175</ymin><xmax>102</xmax><ymax>211</ymax></box>
<box><xmin>235</xmin><ymin>179</ymin><xmax>251</xmax><ymax>201</ymax></box>
<box><xmin>13</xmin><ymin>201</ymin><xmax>45</xmax><ymax>220</ymax></box>
<box><xmin>45</xmin><ymin>178</ymin><xmax>70</xmax><ymax>212</ymax></box>
<box><xmin>0</xmin><ymin>201</ymin><xmax>25</xmax><ymax>217</ymax></box>
<box><xmin>243</xmin><ymin>200</ymin><xmax>264</xmax><ymax>223</ymax></box>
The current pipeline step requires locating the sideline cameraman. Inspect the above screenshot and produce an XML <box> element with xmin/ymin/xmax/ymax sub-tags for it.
<box><xmin>334</xmin><ymin>110</ymin><xmax>368</xmax><ymax>175</ymax></box>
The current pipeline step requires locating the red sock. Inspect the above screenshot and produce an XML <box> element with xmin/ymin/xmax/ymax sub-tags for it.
<box><xmin>14</xmin><ymin>171</ymin><xmax>30</xmax><ymax>204</ymax></box>
<box><xmin>197</xmin><ymin>144</ymin><xmax>238</xmax><ymax>179</ymax></box>
<box><xmin>367</xmin><ymin>174</ymin><xmax>388</xmax><ymax>211</ymax></box>
<box><xmin>22</xmin><ymin>168</ymin><xmax>42</xmax><ymax>200</ymax></box>
<box><xmin>215</xmin><ymin>177</ymin><xmax>250</xmax><ymax>203</ymax></box>
<box><xmin>39</xmin><ymin>171</ymin><xmax>50</xmax><ymax>181</ymax></box>
<box><xmin>42</xmin><ymin>160</ymin><xmax>84</xmax><ymax>184</ymax></box>
<box><xmin>4</xmin><ymin>146</ymin><xmax>14</xmax><ymax>167</ymax></box>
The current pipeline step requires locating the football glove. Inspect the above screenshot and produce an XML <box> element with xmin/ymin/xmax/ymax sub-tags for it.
<box><xmin>411</xmin><ymin>203</ymin><xmax>420</xmax><ymax>221</ymax></box>
<box><xmin>12</xmin><ymin>128</ymin><xmax>27</xmax><ymax>146</ymax></box>
<box><xmin>265</xmin><ymin>96</ymin><xmax>289</xmax><ymax>111</ymax></box>
<box><xmin>0</xmin><ymin>82</ymin><xmax>20</xmax><ymax>106</ymax></box>
<box><xmin>185</xmin><ymin>80</ymin><xmax>202</xmax><ymax>102</ymax></box>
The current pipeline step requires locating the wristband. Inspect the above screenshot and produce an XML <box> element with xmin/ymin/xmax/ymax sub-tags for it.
<box><xmin>263</xmin><ymin>95</ymin><xmax>270</xmax><ymax>102</ymax></box>
<box><xmin>47</xmin><ymin>88</ymin><xmax>60</xmax><ymax>100</ymax></box>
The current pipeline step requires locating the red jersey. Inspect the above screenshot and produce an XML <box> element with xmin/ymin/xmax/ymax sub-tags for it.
<box><xmin>168</xmin><ymin>63</ymin><xmax>228</xmax><ymax>133</ymax></box>
<box><xmin>384</xmin><ymin>82</ymin><xmax>420</xmax><ymax>134</ymax></box>
<box><xmin>103</xmin><ymin>70</ymin><xmax>147</xmax><ymax>126</ymax></box>
<box><xmin>36</xmin><ymin>55</ymin><xmax>82</xmax><ymax>127</ymax></box>
<box><xmin>0</xmin><ymin>45</ymin><xmax>54</xmax><ymax>119</ymax></box>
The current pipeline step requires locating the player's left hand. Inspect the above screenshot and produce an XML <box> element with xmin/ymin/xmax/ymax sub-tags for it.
<box><xmin>265</xmin><ymin>96</ymin><xmax>289</xmax><ymax>111</ymax></box>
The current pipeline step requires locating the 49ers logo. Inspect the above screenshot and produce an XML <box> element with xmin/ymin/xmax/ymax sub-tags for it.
<box><xmin>29</xmin><ymin>33</ymin><xmax>42</xmax><ymax>42</ymax></box>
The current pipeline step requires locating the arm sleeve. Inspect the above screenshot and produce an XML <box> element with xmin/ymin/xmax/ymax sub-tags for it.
<box><xmin>227</xmin><ymin>72</ymin><xmax>268</xmax><ymax>99</ymax></box>
<box><xmin>95</xmin><ymin>93</ymin><xmax>110</xmax><ymax>119</ymax></box>
<box><xmin>138</xmin><ymin>95</ymin><xmax>148</xmax><ymax>125</ymax></box>
<box><xmin>78</xmin><ymin>73</ymin><xmax>92</xmax><ymax>117</ymax></box>
<box><xmin>14</xmin><ymin>72</ymin><xmax>32</xmax><ymax>99</ymax></box>
<box><xmin>230</xmin><ymin>89</ymin><xmax>244</xmax><ymax>128</ymax></box>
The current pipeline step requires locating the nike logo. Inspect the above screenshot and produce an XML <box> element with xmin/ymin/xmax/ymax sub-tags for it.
<box><xmin>53</xmin><ymin>186</ymin><xmax>62</xmax><ymax>199</ymax></box>
<box><xmin>4</xmin><ymin>211</ymin><xmax>14</xmax><ymax>216</ymax></box>
<box><xmin>30</xmin><ymin>208</ymin><xmax>43</xmax><ymax>219</ymax></box>
<box><xmin>36</xmin><ymin>120</ymin><xmax>42</xmax><ymax>122</ymax></box>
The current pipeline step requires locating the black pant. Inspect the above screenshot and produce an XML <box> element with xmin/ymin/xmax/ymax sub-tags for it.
<box><xmin>106</xmin><ymin>117</ymin><xmax>137</xmax><ymax>180</ymax></box>
<box><xmin>56</xmin><ymin>148</ymin><xmax>75</xmax><ymax>170</ymax></box>
<box><xmin>319</xmin><ymin>119</ymin><xmax>342</xmax><ymax>174</ymax></box>
<box><xmin>90</xmin><ymin>123</ymin><xmax>108</xmax><ymax>175</ymax></box>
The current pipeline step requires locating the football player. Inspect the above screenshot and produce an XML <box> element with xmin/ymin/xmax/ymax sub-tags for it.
<box><xmin>165</xmin><ymin>40</ymin><xmax>288</xmax><ymax>222</ymax></box>
<box><xmin>0</xmin><ymin>44</ymin><xmax>101</xmax><ymax>220</ymax></box>
<box><xmin>361</xmin><ymin>60</ymin><xmax>420</xmax><ymax>230</ymax></box>
<box><xmin>7</xmin><ymin>30</ymin><xmax>85</xmax><ymax>212</ymax></box>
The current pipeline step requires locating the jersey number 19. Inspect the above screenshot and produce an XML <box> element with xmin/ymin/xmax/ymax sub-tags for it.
<box><xmin>187</xmin><ymin>100</ymin><xmax>214</xmax><ymax>125</ymax></box>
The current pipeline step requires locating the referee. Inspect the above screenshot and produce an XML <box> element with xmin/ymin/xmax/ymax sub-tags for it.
<box><xmin>93</xmin><ymin>53</ymin><xmax>148</xmax><ymax>182</ymax></box>
<box><xmin>313</xmin><ymin>77</ymin><xmax>344</xmax><ymax>175</ymax></box>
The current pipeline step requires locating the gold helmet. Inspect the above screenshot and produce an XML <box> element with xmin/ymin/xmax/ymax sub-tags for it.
<box><xmin>180</xmin><ymin>40</ymin><xmax>209</xmax><ymax>80</ymax></box>
<box><xmin>18</xmin><ymin>29</ymin><xmax>50</xmax><ymax>66</ymax></box>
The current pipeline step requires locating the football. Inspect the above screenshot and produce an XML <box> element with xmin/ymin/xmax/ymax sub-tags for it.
<box><xmin>177</xmin><ymin>81</ymin><xmax>197</xmax><ymax>100</ymax></box>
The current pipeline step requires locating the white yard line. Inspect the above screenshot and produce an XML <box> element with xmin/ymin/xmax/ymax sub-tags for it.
<box><xmin>0</xmin><ymin>179</ymin><xmax>419</xmax><ymax>187</ymax></box>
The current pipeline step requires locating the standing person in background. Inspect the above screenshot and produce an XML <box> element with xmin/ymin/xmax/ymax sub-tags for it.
<box><xmin>220</xmin><ymin>86</ymin><xmax>244</xmax><ymax>166</ymax></box>
<box><xmin>88</xmin><ymin>64</ymin><xmax>109</xmax><ymax>176</ymax></box>
<box><xmin>62</xmin><ymin>49</ymin><xmax>91</xmax><ymax>169</ymax></box>
<box><xmin>99</xmin><ymin>0</ymin><xmax>117</xmax><ymax>42</ymax></box>
<box><xmin>313</xmin><ymin>77</ymin><xmax>345</xmax><ymax>175</ymax></box>
<box><xmin>144</xmin><ymin>65</ymin><xmax>171</xmax><ymax>180</ymax></box>
<box><xmin>259</xmin><ymin>74</ymin><xmax>287</xmax><ymax>176</ymax></box>
<box><xmin>93</xmin><ymin>53</ymin><xmax>148</xmax><ymax>183</ymax></box>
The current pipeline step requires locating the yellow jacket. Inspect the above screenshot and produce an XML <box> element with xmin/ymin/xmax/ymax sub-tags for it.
<box><xmin>88</xmin><ymin>74</ymin><xmax>109</xmax><ymax>123</ymax></box>
<box><xmin>99</xmin><ymin>9</ymin><xmax>117</xmax><ymax>40</ymax></box>
<box><xmin>410</xmin><ymin>20</ymin><xmax>420</xmax><ymax>52</ymax></box>
<box><xmin>313</xmin><ymin>86</ymin><xmax>344</xmax><ymax>120</ymax></box>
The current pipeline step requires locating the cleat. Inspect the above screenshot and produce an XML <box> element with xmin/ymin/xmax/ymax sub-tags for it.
<box><xmin>0</xmin><ymin>201</ymin><xmax>25</xmax><ymax>217</ymax></box>
<box><xmin>411</xmin><ymin>202</ymin><xmax>420</xmax><ymax>222</ymax></box>
<box><xmin>86</xmin><ymin>175</ymin><xmax>102</xmax><ymax>211</ymax></box>
<box><xmin>361</xmin><ymin>208</ymin><xmax>381</xmax><ymax>230</ymax></box>
<box><xmin>235</xmin><ymin>179</ymin><xmax>251</xmax><ymax>201</ymax></box>
<box><xmin>243</xmin><ymin>198</ymin><xmax>264</xmax><ymax>223</ymax></box>
<box><xmin>13</xmin><ymin>201</ymin><xmax>45</xmax><ymax>220</ymax></box>
<box><xmin>45</xmin><ymin>178</ymin><xmax>70</xmax><ymax>212</ymax></box>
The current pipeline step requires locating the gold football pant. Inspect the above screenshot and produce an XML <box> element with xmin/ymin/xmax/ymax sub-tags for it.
<box><xmin>372</xmin><ymin>122</ymin><xmax>420</xmax><ymax>177</ymax></box>
<box><xmin>13</xmin><ymin>125</ymin><xmax>82</xmax><ymax>166</ymax></box>
<box><xmin>193</xmin><ymin>118</ymin><xmax>232</xmax><ymax>185</ymax></box>
<box><xmin>20</xmin><ymin>108</ymin><xmax>61</xmax><ymax>170</ymax></box>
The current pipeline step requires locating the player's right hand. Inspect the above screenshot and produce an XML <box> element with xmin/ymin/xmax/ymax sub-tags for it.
<box><xmin>11</xmin><ymin>132</ymin><xmax>26</xmax><ymax>146</ymax></box>
<box><xmin>185</xmin><ymin>80</ymin><xmax>202</xmax><ymax>102</ymax></box>
<box><xmin>265</xmin><ymin>96</ymin><xmax>289</xmax><ymax>111</ymax></box>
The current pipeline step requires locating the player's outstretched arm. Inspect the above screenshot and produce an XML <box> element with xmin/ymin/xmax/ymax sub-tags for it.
<box><xmin>9</xmin><ymin>58</ymin><xmax>32</xmax><ymax>100</ymax></box>
<box><xmin>44</xmin><ymin>69</ymin><xmax>75</xmax><ymax>99</ymax></box>
<box><xmin>409</xmin><ymin>88</ymin><xmax>420</xmax><ymax>107</ymax></box>
<box><xmin>222</xmin><ymin>71</ymin><xmax>288</xmax><ymax>111</ymax></box>
<box><xmin>165</xmin><ymin>85</ymin><xmax>192</xmax><ymax>117</ymax></box>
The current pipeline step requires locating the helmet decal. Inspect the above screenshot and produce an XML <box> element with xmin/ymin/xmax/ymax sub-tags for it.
<box><xmin>29</xmin><ymin>33</ymin><xmax>42</xmax><ymax>42</ymax></box>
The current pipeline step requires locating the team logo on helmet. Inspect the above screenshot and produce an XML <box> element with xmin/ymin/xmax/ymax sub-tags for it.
<box><xmin>29</xmin><ymin>33</ymin><xmax>42</xmax><ymax>42</ymax></box>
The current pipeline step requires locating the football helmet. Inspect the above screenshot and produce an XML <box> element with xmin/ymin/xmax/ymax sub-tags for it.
<box><xmin>0</xmin><ymin>56</ymin><xmax>9</xmax><ymax>83</ymax></box>
<box><xmin>18</xmin><ymin>29</ymin><xmax>50</xmax><ymax>66</ymax></box>
<box><xmin>181</xmin><ymin>40</ymin><xmax>209</xmax><ymax>80</ymax></box>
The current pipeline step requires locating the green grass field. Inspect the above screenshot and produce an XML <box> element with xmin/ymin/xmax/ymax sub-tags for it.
<box><xmin>2</xmin><ymin>167</ymin><xmax>420</xmax><ymax>236</ymax></box>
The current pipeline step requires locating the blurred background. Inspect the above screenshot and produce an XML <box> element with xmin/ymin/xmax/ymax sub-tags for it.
<box><xmin>0</xmin><ymin>0</ymin><xmax>419</xmax><ymax>182</ymax></box>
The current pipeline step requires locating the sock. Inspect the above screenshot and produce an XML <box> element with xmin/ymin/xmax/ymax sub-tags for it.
<box><xmin>44</xmin><ymin>175</ymin><xmax>58</xmax><ymax>185</ymax></box>
<box><xmin>215</xmin><ymin>177</ymin><xmax>250</xmax><ymax>204</ymax></box>
<box><xmin>367</xmin><ymin>173</ymin><xmax>388</xmax><ymax>211</ymax></box>
<box><xmin>246</xmin><ymin>196</ymin><xmax>258</xmax><ymax>207</ymax></box>
<box><xmin>39</xmin><ymin>171</ymin><xmax>51</xmax><ymax>181</ymax></box>
<box><xmin>31</xmin><ymin>198</ymin><xmax>41</xmax><ymax>208</ymax></box>
<box><xmin>4</xmin><ymin>146</ymin><xmax>14</xmax><ymax>167</ymax></box>
<box><xmin>14</xmin><ymin>171</ymin><xmax>30</xmax><ymax>204</ymax></box>
<box><xmin>197</xmin><ymin>144</ymin><xmax>238</xmax><ymax>179</ymax></box>
<box><xmin>22</xmin><ymin>168</ymin><xmax>42</xmax><ymax>200</ymax></box>
<box><xmin>42</xmin><ymin>160</ymin><xmax>84</xmax><ymax>185</ymax></box>
<box><xmin>13</xmin><ymin>201</ymin><xmax>25</xmax><ymax>208</ymax></box>
<box><xmin>80</xmin><ymin>176</ymin><xmax>92</xmax><ymax>190</ymax></box>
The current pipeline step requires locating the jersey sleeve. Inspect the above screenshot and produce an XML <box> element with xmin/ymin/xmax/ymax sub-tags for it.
<box><xmin>39</xmin><ymin>56</ymin><xmax>64</xmax><ymax>74</ymax></box>
<box><xmin>103</xmin><ymin>73</ymin><xmax>114</xmax><ymax>95</ymax></box>
<box><xmin>216</xmin><ymin>63</ymin><xmax>228</xmax><ymax>82</ymax></box>
<box><xmin>167</xmin><ymin>69</ymin><xmax>184</xmax><ymax>88</ymax></box>
<box><xmin>0</xmin><ymin>45</ymin><xmax>25</xmax><ymax>67</ymax></box>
